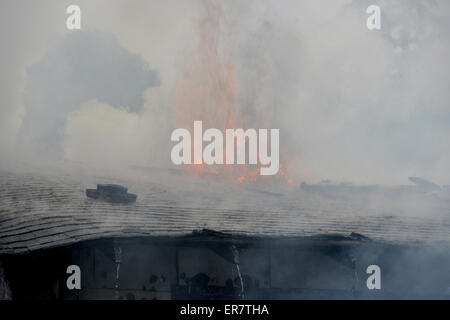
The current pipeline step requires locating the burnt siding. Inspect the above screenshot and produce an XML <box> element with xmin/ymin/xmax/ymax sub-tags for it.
<box><xmin>270</xmin><ymin>250</ymin><xmax>355</xmax><ymax>290</ymax></box>
<box><xmin>2</xmin><ymin>237</ymin><xmax>449</xmax><ymax>299</ymax></box>
<box><xmin>0</xmin><ymin>261</ymin><xmax>12</xmax><ymax>300</ymax></box>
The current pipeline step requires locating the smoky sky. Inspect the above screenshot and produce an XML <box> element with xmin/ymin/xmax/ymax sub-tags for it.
<box><xmin>20</xmin><ymin>31</ymin><xmax>159</xmax><ymax>151</ymax></box>
<box><xmin>0</xmin><ymin>0</ymin><xmax>449</xmax><ymax>185</ymax></box>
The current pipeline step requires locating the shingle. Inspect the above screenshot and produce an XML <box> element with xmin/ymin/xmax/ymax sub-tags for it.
<box><xmin>0</xmin><ymin>169</ymin><xmax>449</xmax><ymax>254</ymax></box>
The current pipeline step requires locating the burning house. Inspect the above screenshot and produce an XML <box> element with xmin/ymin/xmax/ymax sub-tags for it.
<box><xmin>0</xmin><ymin>167</ymin><xmax>449</xmax><ymax>300</ymax></box>
<box><xmin>1</xmin><ymin>0</ymin><xmax>450</xmax><ymax>305</ymax></box>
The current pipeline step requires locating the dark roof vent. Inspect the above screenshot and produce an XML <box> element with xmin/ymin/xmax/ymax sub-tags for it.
<box><xmin>86</xmin><ymin>184</ymin><xmax>137</xmax><ymax>204</ymax></box>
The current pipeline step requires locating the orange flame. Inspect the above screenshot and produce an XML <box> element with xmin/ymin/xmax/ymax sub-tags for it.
<box><xmin>174</xmin><ymin>0</ymin><xmax>306</xmax><ymax>186</ymax></box>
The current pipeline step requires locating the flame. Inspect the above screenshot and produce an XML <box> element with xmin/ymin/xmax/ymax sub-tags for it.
<box><xmin>174</xmin><ymin>0</ymin><xmax>306</xmax><ymax>186</ymax></box>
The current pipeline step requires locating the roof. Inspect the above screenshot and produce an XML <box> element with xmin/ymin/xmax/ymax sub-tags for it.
<box><xmin>1</xmin><ymin>165</ymin><xmax>449</xmax><ymax>254</ymax></box>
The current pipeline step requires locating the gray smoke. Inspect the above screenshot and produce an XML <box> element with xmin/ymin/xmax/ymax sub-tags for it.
<box><xmin>0</xmin><ymin>0</ymin><xmax>449</xmax><ymax>184</ymax></box>
<box><xmin>20</xmin><ymin>31</ymin><xmax>159</xmax><ymax>154</ymax></box>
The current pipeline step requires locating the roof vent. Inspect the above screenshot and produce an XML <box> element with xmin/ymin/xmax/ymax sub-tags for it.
<box><xmin>86</xmin><ymin>184</ymin><xmax>137</xmax><ymax>204</ymax></box>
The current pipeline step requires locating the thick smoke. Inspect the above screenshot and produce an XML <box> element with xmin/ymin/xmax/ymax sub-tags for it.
<box><xmin>0</xmin><ymin>0</ymin><xmax>449</xmax><ymax>185</ymax></box>
<box><xmin>20</xmin><ymin>31</ymin><xmax>159</xmax><ymax>156</ymax></box>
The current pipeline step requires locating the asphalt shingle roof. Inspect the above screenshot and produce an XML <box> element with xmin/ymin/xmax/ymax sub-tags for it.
<box><xmin>1</xmin><ymin>166</ymin><xmax>449</xmax><ymax>254</ymax></box>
